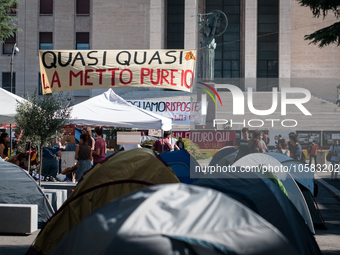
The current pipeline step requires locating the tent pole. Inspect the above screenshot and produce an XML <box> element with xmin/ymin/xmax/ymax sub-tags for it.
<box><xmin>170</xmin><ymin>129</ymin><xmax>173</xmax><ymax>151</ymax></box>
<box><xmin>161</xmin><ymin>130</ymin><xmax>164</xmax><ymax>153</ymax></box>
<box><xmin>27</xmin><ymin>142</ymin><xmax>31</xmax><ymax>174</ymax></box>
<box><xmin>9</xmin><ymin>124</ymin><xmax>12</xmax><ymax>156</ymax></box>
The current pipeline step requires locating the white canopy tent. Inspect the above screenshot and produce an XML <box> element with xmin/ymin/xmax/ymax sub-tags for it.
<box><xmin>0</xmin><ymin>88</ymin><xmax>29</xmax><ymax>155</ymax></box>
<box><xmin>69</xmin><ymin>89</ymin><xmax>172</xmax><ymax>130</ymax></box>
<box><xmin>0</xmin><ymin>87</ymin><xmax>28</xmax><ymax>124</ymax></box>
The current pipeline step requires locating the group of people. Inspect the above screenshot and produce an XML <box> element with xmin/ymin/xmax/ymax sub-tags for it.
<box><xmin>151</xmin><ymin>131</ymin><xmax>185</xmax><ymax>153</ymax></box>
<box><xmin>43</xmin><ymin>126</ymin><xmax>107</xmax><ymax>181</ymax></box>
<box><xmin>0</xmin><ymin>132</ymin><xmax>27</xmax><ymax>167</ymax></box>
<box><xmin>235</xmin><ymin>128</ymin><xmax>307</xmax><ymax>162</ymax></box>
<box><xmin>235</xmin><ymin>128</ymin><xmax>271</xmax><ymax>161</ymax></box>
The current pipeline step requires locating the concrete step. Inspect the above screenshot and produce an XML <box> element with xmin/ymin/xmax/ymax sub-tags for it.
<box><xmin>0</xmin><ymin>204</ymin><xmax>38</xmax><ymax>234</ymax></box>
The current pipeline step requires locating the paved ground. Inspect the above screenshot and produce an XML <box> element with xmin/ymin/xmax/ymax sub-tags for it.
<box><xmin>314</xmin><ymin>177</ymin><xmax>340</xmax><ymax>255</ymax></box>
<box><xmin>0</xmin><ymin>230</ymin><xmax>39</xmax><ymax>255</ymax></box>
<box><xmin>1</xmin><ymin>166</ymin><xmax>340</xmax><ymax>255</ymax></box>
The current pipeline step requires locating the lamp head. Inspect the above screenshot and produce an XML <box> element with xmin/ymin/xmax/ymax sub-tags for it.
<box><xmin>14</xmin><ymin>46</ymin><xmax>19</xmax><ymax>53</ymax></box>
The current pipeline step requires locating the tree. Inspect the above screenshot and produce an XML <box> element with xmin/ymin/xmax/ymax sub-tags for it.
<box><xmin>0</xmin><ymin>0</ymin><xmax>21</xmax><ymax>43</ymax></box>
<box><xmin>15</xmin><ymin>91</ymin><xmax>72</xmax><ymax>185</ymax></box>
<box><xmin>298</xmin><ymin>0</ymin><xmax>340</xmax><ymax>47</ymax></box>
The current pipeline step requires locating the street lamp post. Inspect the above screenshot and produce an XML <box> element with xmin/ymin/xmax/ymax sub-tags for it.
<box><xmin>9</xmin><ymin>43</ymin><xmax>19</xmax><ymax>156</ymax></box>
<box><xmin>10</xmin><ymin>43</ymin><xmax>19</xmax><ymax>93</ymax></box>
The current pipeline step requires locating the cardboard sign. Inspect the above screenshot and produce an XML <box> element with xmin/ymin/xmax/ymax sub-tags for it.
<box><xmin>117</xmin><ymin>132</ymin><xmax>141</xmax><ymax>144</ymax></box>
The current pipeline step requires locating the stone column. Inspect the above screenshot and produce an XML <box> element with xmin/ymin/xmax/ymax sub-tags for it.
<box><xmin>244</xmin><ymin>0</ymin><xmax>257</xmax><ymax>91</ymax></box>
<box><xmin>279</xmin><ymin>0</ymin><xmax>291</xmax><ymax>89</ymax></box>
<box><xmin>54</xmin><ymin>0</ymin><xmax>75</xmax><ymax>50</ymax></box>
<box><xmin>184</xmin><ymin>0</ymin><xmax>198</xmax><ymax>50</ymax></box>
<box><xmin>150</xmin><ymin>0</ymin><xmax>165</xmax><ymax>49</ymax></box>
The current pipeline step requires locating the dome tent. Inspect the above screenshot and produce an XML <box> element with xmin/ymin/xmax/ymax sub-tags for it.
<box><xmin>27</xmin><ymin>148</ymin><xmax>180</xmax><ymax>255</ymax></box>
<box><xmin>265</xmin><ymin>153</ymin><xmax>327</xmax><ymax>229</ymax></box>
<box><xmin>194</xmin><ymin>171</ymin><xmax>321</xmax><ymax>255</ymax></box>
<box><xmin>0</xmin><ymin>161</ymin><xmax>54</xmax><ymax>227</ymax></box>
<box><xmin>160</xmin><ymin>149</ymin><xmax>200</xmax><ymax>184</ymax></box>
<box><xmin>209</xmin><ymin>146</ymin><xmax>236</xmax><ymax>166</ymax></box>
<box><xmin>233</xmin><ymin>153</ymin><xmax>314</xmax><ymax>234</ymax></box>
<box><xmin>49</xmin><ymin>184</ymin><xmax>299</xmax><ymax>255</ymax></box>
<box><xmin>265</xmin><ymin>152</ymin><xmax>314</xmax><ymax>195</ymax></box>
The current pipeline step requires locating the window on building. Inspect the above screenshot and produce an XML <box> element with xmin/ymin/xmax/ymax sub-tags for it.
<box><xmin>257</xmin><ymin>0</ymin><xmax>279</xmax><ymax>91</ymax></box>
<box><xmin>2</xmin><ymin>72</ymin><xmax>15</xmax><ymax>94</ymax></box>
<box><xmin>40</xmin><ymin>0</ymin><xmax>53</xmax><ymax>14</ymax></box>
<box><xmin>3</xmin><ymin>34</ymin><xmax>16</xmax><ymax>54</ymax></box>
<box><xmin>39</xmin><ymin>32</ymin><xmax>53</xmax><ymax>50</ymax></box>
<box><xmin>76</xmin><ymin>32</ymin><xmax>90</xmax><ymax>50</ymax></box>
<box><xmin>166</xmin><ymin>0</ymin><xmax>184</xmax><ymax>49</ymax></box>
<box><xmin>9</xmin><ymin>3</ymin><xmax>17</xmax><ymax>16</ymax></box>
<box><xmin>76</xmin><ymin>0</ymin><xmax>90</xmax><ymax>15</ymax></box>
<box><xmin>206</xmin><ymin>0</ymin><xmax>241</xmax><ymax>81</ymax></box>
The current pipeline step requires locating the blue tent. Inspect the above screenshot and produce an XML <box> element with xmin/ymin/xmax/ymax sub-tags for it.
<box><xmin>160</xmin><ymin>150</ymin><xmax>199</xmax><ymax>184</ymax></box>
<box><xmin>209</xmin><ymin>146</ymin><xmax>236</xmax><ymax>166</ymax></box>
<box><xmin>194</xmin><ymin>173</ymin><xmax>321</xmax><ymax>255</ymax></box>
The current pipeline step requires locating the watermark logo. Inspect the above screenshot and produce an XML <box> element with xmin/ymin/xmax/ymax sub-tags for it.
<box><xmin>198</xmin><ymin>82</ymin><xmax>222</xmax><ymax>116</ymax></box>
<box><xmin>195</xmin><ymin>83</ymin><xmax>312</xmax><ymax>128</ymax></box>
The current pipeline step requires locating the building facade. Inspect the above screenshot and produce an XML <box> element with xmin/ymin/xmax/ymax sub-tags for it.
<box><xmin>1</xmin><ymin>0</ymin><xmax>339</xmax><ymax>104</ymax></box>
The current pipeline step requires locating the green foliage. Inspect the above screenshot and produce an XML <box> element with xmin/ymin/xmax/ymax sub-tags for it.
<box><xmin>304</xmin><ymin>21</ymin><xmax>340</xmax><ymax>47</ymax></box>
<box><xmin>297</xmin><ymin>0</ymin><xmax>340</xmax><ymax>47</ymax></box>
<box><xmin>15</xmin><ymin>91</ymin><xmax>72</xmax><ymax>150</ymax></box>
<box><xmin>182</xmin><ymin>138</ymin><xmax>212</xmax><ymax>160</ymax></box>
<box><xmin>141</xmin><ymin>140</ymin><xmax>154</xmax><ymax>148</ymax></box>
<box><xmin>0</xmin><ymin>0</ymin><xmax>21</xmax><ymax>43</ymax></box>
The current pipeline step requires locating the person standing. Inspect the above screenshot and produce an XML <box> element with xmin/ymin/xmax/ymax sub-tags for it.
<box><xmin>42</xmin><ymin>141</ymin><xmax>61</xmax><ymax>178</ymax></box>
<box><xmin>75</xmin><ymin>134</ymin><xmax>92</xmax><ymax>180</ymax></box>
<box><xmin>329</xmin><ymin>140</ymin><xmax>340</xmax><ymax>180</ymax></box>
<box><xmin>176</xmin><ymin>137</ymin><xmax>185</xmax><ymax>150</ymax></box>
<box><xmin>0</xmin><ymin>132</ymin><xmax>9</xmax><ymax>160</ymax></box>
<box><xmin>308</xmin><ymin>142</ymin><xmax>319</xmax><ymax>166</ymax></box>
<box><xmin>92</xmin><ymin>126</ymin><xmax>107</xmax><ymax>166</ymax></box>
<box><xmin>151</xmin><ymin>131</ymin><xmax>172</xmax><ymax>154</ymax></box>
<box><xmin>289</xmin><ymin>133</ymin><xmax>303</xmax><ymax>161</ymax></box>
<box><xmin>82</xmin><ymin>127</ymin><xmax>95</xmax><ymax>151</ymax></box>
<box><xmin>248</xmin><ymin>130</ymin><xmax>264</xmax><ymax>154</ymax></box>
<box><xmin>235</xmin><ymin>128</ymin><xmax>251</xmax><ymax>160</ymax></box>
<box><xmin>276</xmin><ymin>139</ymin><xmax>290</xmax><ymax>156</ymax></box>
<box><xmin>260</xmin><ymin>132</ymin><xmax>269</xmax><ymax>152</ymax></box>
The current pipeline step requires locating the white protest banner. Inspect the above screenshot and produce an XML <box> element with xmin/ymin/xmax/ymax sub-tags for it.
<box><xmin>127</xmin><ymin>100</ymin><xmax>206</xmax><ymax>125</ymax></box>
<box><xmin>39</xmin><ymin>49</ymin><xmax>196</xmax><ymax>94</ymax></box>
<box><xmin>148</xmin><ymin>129</ymin><xmax>162</xmax><ymax>137</ymax></box>
<box><xmin>116</xmin><ymin>132</ymin><xmax>141</xmax><ymax>144</ymax></box>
